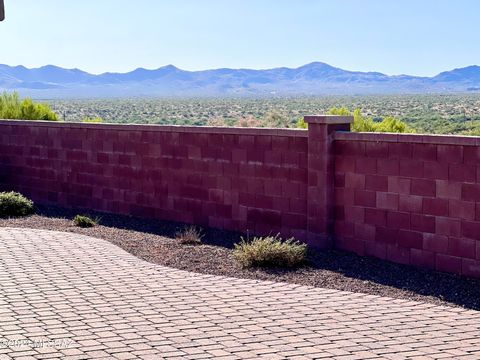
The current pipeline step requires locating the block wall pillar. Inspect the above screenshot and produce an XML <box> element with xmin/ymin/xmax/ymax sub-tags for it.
<box><xmin>304</xmin><ymin>115</ymin><xmax>353</xmax><ymax>248</ymax></box>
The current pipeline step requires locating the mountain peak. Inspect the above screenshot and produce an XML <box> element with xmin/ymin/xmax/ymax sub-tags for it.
<box><xmin>298</xmin><ymin>61</ymin><xmax>335</xmax><ymax>69</ymax></box>
<box><xmin>39</xmin><ymin>64</ymin><xmax>62</xmax><ymax>70</ymax></box>
<box><xmin>1</xmin><ymin>62</ymin><xmax>480</xmax><ymax>97</ymax></box>
<box><xmin>159</xmin><ymin>64</ymin><xmax>179</xmax><ymax>71</ymax></box>
<box><xmin>434</xmin><ymin>65</ymin><xmax>480</xmax><ymax>82</ymax></box>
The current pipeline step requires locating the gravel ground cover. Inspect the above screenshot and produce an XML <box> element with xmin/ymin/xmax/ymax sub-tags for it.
<box><xmin>1</xmin><ymin>205</ymin><xmax>479</xmax><ymax>310</ymax></box>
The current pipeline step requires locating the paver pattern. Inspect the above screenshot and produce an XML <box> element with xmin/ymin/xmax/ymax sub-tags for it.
<box><xmin>0</xmin><ymin>227</ymin><xmax>479</xmax><ymax>360</ymax></box>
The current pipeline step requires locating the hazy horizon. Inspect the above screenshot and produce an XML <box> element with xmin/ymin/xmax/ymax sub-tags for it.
<box><xmin>1</xmin><ymin>0</ymin><xmax>479</xmax><ymax>77</ymax></box>
<box><xmin>1</xmin><ymin>61</ymin><xmax>478</xmax><ymax>78</ymax></box>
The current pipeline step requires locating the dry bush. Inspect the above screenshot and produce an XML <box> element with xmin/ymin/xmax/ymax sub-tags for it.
<box><xmin>175</xmin><ymin>225</ymin><xmax>204</xmax><ymax>245</ymax></box>
<box><xmin>233</xmin><ymin>235</ymin><xmax>307</xmax><ymax>268</ymax></box>
<box><xmin>235</xmin><ymin>115</ymin><xmax>263</xmax><ymax>127</ymax></box>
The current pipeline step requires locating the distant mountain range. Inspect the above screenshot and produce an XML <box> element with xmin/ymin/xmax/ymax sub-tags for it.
<box><xmin>1</xmin><ymin>62</ymin><xmax>480</xmax><ymax>98</ymax></box>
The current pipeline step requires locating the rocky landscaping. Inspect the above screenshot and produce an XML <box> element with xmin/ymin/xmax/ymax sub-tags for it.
<box><xmin>1</xmin><ymin>203</ymin><xmax>479</xmax><ymax>310</ymax></box>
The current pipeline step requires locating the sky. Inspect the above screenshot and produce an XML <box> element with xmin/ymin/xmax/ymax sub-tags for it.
<box><xmin>0</xmin><ymin>0</ymin><xmax>479</xmax><ymax>76</ymax></box>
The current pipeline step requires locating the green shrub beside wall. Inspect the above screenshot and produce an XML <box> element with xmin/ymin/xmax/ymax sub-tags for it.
<box><xmin>234</xmin><ymin>235</ymin><xmax>307</xmax><ymax>268</ymax></box>
<box><xmin>0</xmin><ymin>192</ymin><xmax>35</xmax><ymax>217</ymax></box>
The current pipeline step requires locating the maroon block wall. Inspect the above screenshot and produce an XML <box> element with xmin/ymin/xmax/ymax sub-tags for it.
<box><xmin>334</xmin><ymin>132</ymin><xmax>480</xmax><ymax>278</ymax></box>
<box><xmin>0</xmin><ymin>121</ymin><xmax>308</xmax><ymax>240</ymax></box>
<box><xmin>1</xmin><ymin>119</ymin><xmax>480</xmax><ymax>279</ymax></box>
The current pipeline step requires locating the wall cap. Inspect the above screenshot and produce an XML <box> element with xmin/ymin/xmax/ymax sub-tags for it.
<box><xmin>303</xmin><ymin>115</ymin><xmax>354</xmax><ymax>125</ymax></box>
<box><xmin>0</xmin><ymin>119</ymin><xmax>308</xmax><ymax>137</ymax></box>
<box><xmin>335</xmin><ymin>131</ymin><xmax>480</xmax><ymax>146</ymax></box>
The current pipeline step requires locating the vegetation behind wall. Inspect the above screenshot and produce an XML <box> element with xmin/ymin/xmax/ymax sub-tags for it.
<box><xmin>0</xmin><ymin>92</ymin><xmax>58</xmax><ymax>121</ymax></box>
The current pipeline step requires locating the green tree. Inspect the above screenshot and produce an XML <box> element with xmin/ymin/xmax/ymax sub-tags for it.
<box><xmin>296</xmin><ymin>117</ymin><xmax>308</xmax><ymax>129</ymax></box>
<box><xmin>327</xmin><ymin>107</ymin><xmax>413</xmax><ymax>133</ymax></box>
<box><xmin>297</xmin><ymin>108</ymin><xmax>413</xmax><ymax>133</ymax></box>
<box><xmin>375</xmin><ymin>116</ymin><xmax>412</xmax><ymax>133</ymax></box>
<box><xmin>0</xmin><ymin>92</ymin><xmax>58</xmax><ymax>121</ymax></box>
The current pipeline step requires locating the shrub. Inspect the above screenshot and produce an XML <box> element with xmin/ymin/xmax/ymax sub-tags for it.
<box><xmin>233</xmin><ymin>235</ymin><xmax>307</xmax><ymax>268</ymax></box>
<box><xmin>328</xmin><ymin>107</ymin><xmax>415</xmax><ymax>133</ymax></box>
<box><xmin>297</xmin><ymin>107</ymin><xmax>414</xmax><ymax>133</ymax></box>
<box><xmin>0</xmin><ymin>92</ymin><xmax>59</xmax><ymax>121</ymax></box>
<box><xmin>0</xmin><ymin>192</ymin><xmax>35</xmax><ymax>217</ymax></box>
<box><xmin>296</xmin><ymin>117</ymin><xmax>308</xmax><ymax>129</ymax></box>
<box><xmin>235</xmin><ymin>115</ymin><xmax>263</xmax><ymax>127</ymax></box>
<box><xmin>206</xmin><ymin>117</ymin><xmax>227</xmax><ymax>126</ymax></box>
<box><xmin>175</xmin><ymin>225</ymin><xmax>204</xmax><ymax>244</ymax></box>
<box><xmin>73</xmin><ymin>215</ymin><xmax>98</xmax><ymax>228</ymax></box>
<box><xmin>263</xmin><ymin>110</ymin><xmax>290</xmax><ymax>128</ymax></box>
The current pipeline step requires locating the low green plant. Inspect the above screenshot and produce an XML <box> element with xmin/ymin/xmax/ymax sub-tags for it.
<box><xmin>0</xmin><ymin>192</ymin><xmax>35</xmax><ymax>217</ymax></box>
<box><xmin>0</xmin><ymin>91</ymin><xmax>59</xmax><ymax>121</ymax></box>
<box><xmin>175</xmin><ymin>225</ymin><xmax>204</xmax><ymax>244</ymax></box>
<box><xmin>233</xmin><ymin>235</ymin><xmax>307</xmax><ymax>268</ymax></box>
<box><xmin>73</xmin><ymin>215</ymin><xmax>98</xmax><ymax>228</ymax></box>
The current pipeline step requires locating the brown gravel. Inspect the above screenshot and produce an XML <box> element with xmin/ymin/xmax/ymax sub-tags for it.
<box><xmin>1</xmin><ymin>205</ymin><xmax>479</xmax><ymax>310</ymax></box>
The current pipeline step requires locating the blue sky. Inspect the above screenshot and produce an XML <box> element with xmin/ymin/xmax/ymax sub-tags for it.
<box><xmin>0</xmin><ymin>0</ymin><xmax>479</xmax><ymax>76</ymax></box>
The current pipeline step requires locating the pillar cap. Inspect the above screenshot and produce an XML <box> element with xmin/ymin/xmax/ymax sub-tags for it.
<box><xmin>304</xmin><ymin>115</ymin><xmax>354</xmax><ymax>124</ymax></box>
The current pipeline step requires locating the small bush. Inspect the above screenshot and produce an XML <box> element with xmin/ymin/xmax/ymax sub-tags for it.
<box><xmin>175</xmin><ymin>225</ymin><xmax>204</xmax><ymax>244</ymax></box>
<box><xmin>233</xmin><ymin>235</ymin><xmax>307</xmax><ymax>268</ymax></box>
<box><xmin>73</xmin><ymin>215</ymin><xmax>98</xmax><ymax>228</ymax></box>
<box><xmin>296</xmin><ymin>117</ymin><xmax>308</xmax><ymax>129</ymax></box>
<box><xmin>235</xmin><ymin>115</ymin><xmax>263</xmax><ymax>127</ymax></box>
<box><xmin>0</xmin><ymin>192</ymin><xmax>35</xmax><ymax>217</ymax></box>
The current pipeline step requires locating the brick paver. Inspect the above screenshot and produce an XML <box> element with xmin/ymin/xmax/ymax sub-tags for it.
<box><xmin>0</xmin><ymin>227</ymin><xmax>478</xmax><ymax>359</ymax></box>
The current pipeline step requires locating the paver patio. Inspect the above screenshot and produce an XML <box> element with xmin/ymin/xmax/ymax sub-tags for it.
<box><xmin>0</xmin><ymin>227</ymin><xmax>479</xmax><ymax>359</ymax></box>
